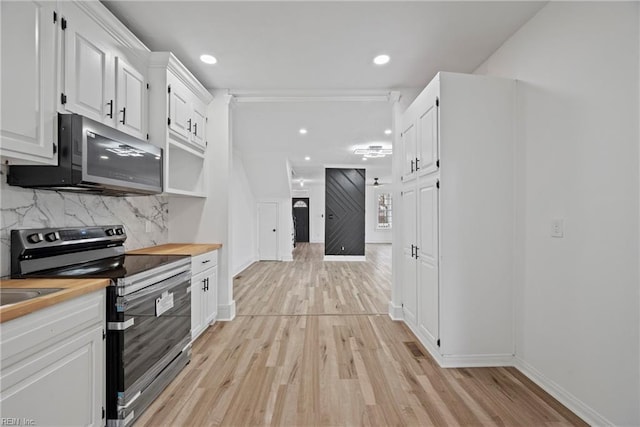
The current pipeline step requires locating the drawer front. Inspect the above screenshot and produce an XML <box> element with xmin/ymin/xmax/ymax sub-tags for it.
<box><xmin>191</xmin><ymin>250</ymin><xmax>218</xmax><ymax>275</ymax></box>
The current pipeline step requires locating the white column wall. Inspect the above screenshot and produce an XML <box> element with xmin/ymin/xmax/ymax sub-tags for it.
<box><xmin>475</xmin><ymin>3</ymin><xmax>639</xmax><ymax>425</ymax></box>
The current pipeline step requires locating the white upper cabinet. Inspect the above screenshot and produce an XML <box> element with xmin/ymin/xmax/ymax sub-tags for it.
<box><xmin>400</xmin><ymin>122</ymin><xmax>416</xmax><ymax>183</ymax></box>
<box><xmin>167</xmin><ymin>71</ymin><xmax>208</xmax><ymax>152</ymax></box>
<box><xmin>191</xmin><ymin>100</ymin><xmax>207</xmax><ymax>149</ymax></box>
<box><xmin>63</xmin><ymin>12</ymin><xmax>114</xmax><ymax>124</ymax></box>
<box><xmin>167</xmin><ymin>74</ymin><xmax>192</xmax><ymax>140</ymax></box>
<box><xmin>148</xmin><ymin>52</ymin><xmax>213</xmax><ymax>197</ymax></box>
<box><xmin>0</xmin><ymin>0</ymin><xmax>58</xmax><ymax>164</ymax></box>
<box><xmin>417</xmin><ymin>97</ymin><xmax>439</xmax><ymax>177</ymax></box>
<box><xmin>116</xmin><ymin>57</ymin><xmax>147</xmax><ymax>140</ymax></box>
<box><xmin>59</xmin><ymin>1</ymin><xmax>149</xmax><ymax>140</ymax></box>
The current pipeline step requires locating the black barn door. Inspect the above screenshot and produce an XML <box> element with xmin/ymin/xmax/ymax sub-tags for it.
<box><xmin>292</xmin><ymin>198</ymin><xmax>309</xmax><ymax>243</ymax></box>
<box><xmin>325</xmin><ymin>168</ymin><xmax>365</xmax><ymax>256</ymax></box>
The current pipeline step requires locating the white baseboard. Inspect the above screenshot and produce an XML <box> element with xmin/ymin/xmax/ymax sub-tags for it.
<box><xmin>514</xmin><ymin>357</ymin><xmax>608</xmax><ymax>426</ymax></box>
<box><xmin>388</xmin><ymin>302</ymin><xmax>404</xmax><ymax>320</ymax></box>
<box><xmin>439</xmin><ymin>353</ymin><xmax>514</xmax><ymax>368</ymax></box>
<box><xmin>323</xmin><ymin>255</ymin><xmax>366</xmax><ymax>261</ymax></box>
<box><xmin>217</xmin><ymin>300</ymin><xmax>236</xmax><ymax>321</ymax></box>
<box><xmin>400</xmin><ymin>315</ymin><xmax>604</xmax><ymax>425</ymax></box>
<box><xmin>233</xmin><ymin>256</ymin><xmax>258</xmax><ymax>277</ymax></box>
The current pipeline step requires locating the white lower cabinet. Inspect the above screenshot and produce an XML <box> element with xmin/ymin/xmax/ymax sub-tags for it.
<box><xmin>0</xmin><ymin>290</ymin><xmax>106</xmax><ymax>426</ymax></box>
<box><xmin>190</xmin><ymin>250</ymin><xmax>218</xmax><ymax>340</ymax></box>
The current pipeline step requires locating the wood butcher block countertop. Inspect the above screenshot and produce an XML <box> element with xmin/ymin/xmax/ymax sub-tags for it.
<box><xmin>127</xmin><ymin>243</ymin><xmax>222</xmax><ymax>256</ymax></box>
<box><xmin>0</xmin><ymin>278</ymin><xmax>110</xmax><ymax>323</ymax></box>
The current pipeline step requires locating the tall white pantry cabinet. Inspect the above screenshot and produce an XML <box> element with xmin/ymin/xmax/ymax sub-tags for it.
<box><xmin>398</xmin><ymin>72</ymin><xmax>515</xmax><ymax>367</ymax></box>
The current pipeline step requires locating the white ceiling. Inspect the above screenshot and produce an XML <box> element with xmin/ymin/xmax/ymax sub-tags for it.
<box><xmin>102</xmin><ymin>1</ymin><xmax>545</xmax><ymax>193</ymax></box>
<box><xmin>103</xmin><ymin>1</ymin><xmax>545</xmax><ymax>91</ymax></box>
<box><xmin>232</xmin><ymin>100</ymin><xmax>393</xmax><ymax>186</ymax></box>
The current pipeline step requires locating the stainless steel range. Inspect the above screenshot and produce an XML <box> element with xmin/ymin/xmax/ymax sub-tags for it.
<box><xmin>11</xmin><ymin>226</ymin><xmax>192</xmax><ymax>427</ymax></box>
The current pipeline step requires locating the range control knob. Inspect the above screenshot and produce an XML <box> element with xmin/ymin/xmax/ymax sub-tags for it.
<box><xmin>106</xmin><ymin>228</ymin><xmax>116</xmax><ymax>236</ymax></box>
<box><xmin>115</xmin><ymin>228</ymin><xmax>124</xmax><ymax>235</ymax></box>
<box><xmin>45</xmin><ymin>232</ymin><xmax>60</xmax><ymax>242</ymax></box>
<box><xmin>27</xmin><ymin>233</ymin><xmax>44</xmax><ymax>244</ymax></box>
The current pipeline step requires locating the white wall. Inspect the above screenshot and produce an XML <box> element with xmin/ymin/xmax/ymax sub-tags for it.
<box><xmin>230</xmin><ymin>151</ymin><xmax>258</xmax><ymax>276</ymax></box>
<box><xmin>168</xmin><ymin>90</ymin><xmax>236</xmax><ymax>320</ymax></box>
<box><xmin>365</xmin><ymin>185</ymin><xmax>392</xmax><ymax>244</ymax></box>
<box><xmin>475</xmin><ymin>3</ymin><xmax>639</xmax><ymax>425</ymax></box>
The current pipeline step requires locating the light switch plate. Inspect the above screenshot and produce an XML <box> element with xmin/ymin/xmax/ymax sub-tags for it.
<box><xmin>551</xmin><ymin>219</ymin><xmax>564</xmax><ymax>238</ymax></box>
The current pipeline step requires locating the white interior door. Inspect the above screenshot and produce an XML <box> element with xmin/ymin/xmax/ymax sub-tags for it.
<box><xmin>401</xmin><ymin>187</ymin><xmax>417</xmax><ymax>327</ymax></box>
<box><xmin>417</xmin><ymin>176</ymin><xmax>439</xmax><ymax>345</ymax></box>
<box><xmin>258</xmin><ymin>202</ymin><xmax>278</xmax><ymax>261</ymax></box>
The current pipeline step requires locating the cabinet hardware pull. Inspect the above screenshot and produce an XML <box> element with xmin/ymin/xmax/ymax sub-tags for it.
<box><xmin>107</xmin><ymin>100</ymin><xmax>113</xmax><ymax>118</ymax></box>
<box><xmin>120</xmin><ymin>107</ymin><xmax>126</xmax><ymax>124</ymax></box>
<box><xmin>415</xmin><ymin>158</ymin><xmax>420</xmax><ymax>170</ymax></box>
<box><xmin>193</xmin><ymin>123</ymin><xmax>197</xmax><ymax>136</ymax></box>
<box><xmin>410</xmin><ymin>159</ymin><xmax>415</xmax><ymax>173</ymax></box>
<box><xmin>202</xmin><ymin>259</ymin><xmax>211</xmax><ymax>264</ymax></box>
<box><xmin>411</xmin><ymin>244</ymin><xmax>415</xmax><ymax>258</ymax></box>
<box><xmin>187</xmin><ymin>119</ymin><xmax>192</xmax><ymax>132</ymax></box>
<box><xmin>415</xmin><ymin>247</ymin><xmax>419</xmax><ymax>259</ymax></box>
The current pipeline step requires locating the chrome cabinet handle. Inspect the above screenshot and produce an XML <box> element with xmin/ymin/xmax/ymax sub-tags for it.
<box><xmin>187</xmin><ymin>119</ymin><xmax>192</xmax><ymax>132</ymax></box>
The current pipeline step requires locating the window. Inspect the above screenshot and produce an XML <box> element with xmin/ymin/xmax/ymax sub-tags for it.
<box><xmin>293</xmin><ymin>200</ymin><xmax>308</xmax><ymax>208</ymax></box>
<box><xmin>376</xmin><ymin>193</ymin><xmax>392</xmax><ymax>229</ymax></box>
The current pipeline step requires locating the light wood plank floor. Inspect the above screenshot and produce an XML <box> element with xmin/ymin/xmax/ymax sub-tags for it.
<box><xmin>135</xmin><ymin>243</ymin><xmax>586</xmax><ymax>427</ymax></box>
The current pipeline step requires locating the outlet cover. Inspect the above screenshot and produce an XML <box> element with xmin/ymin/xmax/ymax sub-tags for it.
<box><xmin>551</xmin><ymin>219</ymin><xmax>564</xmax><ymax>238</ymax></box>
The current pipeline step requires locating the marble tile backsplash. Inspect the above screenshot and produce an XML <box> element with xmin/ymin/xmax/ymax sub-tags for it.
<box><xmin>0</xmin><ymin>177</ymin><xmax>168</xmax><ymax>277</ymax></box>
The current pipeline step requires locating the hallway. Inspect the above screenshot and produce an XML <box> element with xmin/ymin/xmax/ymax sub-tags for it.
<box><xmin>135</xmin><ymin>244</ymin><xmax>585</xmax><ymax>426</ymax></box>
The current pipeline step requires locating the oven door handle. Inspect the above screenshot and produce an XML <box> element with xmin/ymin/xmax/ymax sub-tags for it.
<box><xmin>108</xmin><ymin>318</ymin><xmax>135</xmax><ymax>331</ymax></box>
<box><xmin>120</xmin><ymin>271</ymin><xmax>191</xmax><ymax>304</ymax></box>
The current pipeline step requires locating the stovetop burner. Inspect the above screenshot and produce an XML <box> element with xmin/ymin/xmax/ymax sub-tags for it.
<box><xmin>27</xmin><ymin>254</ymin><xmax>189</xmax><ymax>279</ymax></box>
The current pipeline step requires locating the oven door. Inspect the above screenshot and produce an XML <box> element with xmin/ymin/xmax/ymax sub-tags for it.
<box><xmin>106</xmin><ymin>270</ymin><xmax>191</xmax><ymax>424</ymax></box>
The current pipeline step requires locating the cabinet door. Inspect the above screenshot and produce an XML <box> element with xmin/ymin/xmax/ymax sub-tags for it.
<box><xmin>417</xmin><ymin>99</ymin><xmax>439</xmax><ymax>177</ymax></box>
<box><xmin>400</xmin><ymin>122</ymin><xmax>416</xmax><ymax>183</ymax></box>
<box><xmin>191</xmin><ymin>270</ymin><xmax>206</xmax><ymax>341</ymax></box>
<box><xmin>0</xmin><ymin>0</ymin><xmax>57</xmax><ymax>164</ymax></box>
<box><xmin>190</xmin><ymin>100</ymin><xmax>207</xmax><ymax>149</ymax></box>
<box><xmin>203</xmin><ymin>266</ymin><xmax>218</xmax><ymax>325</ymax></box>
<box><xmin>417</xmin><ymin>177</ymin><xmax>439</xmax><ymax>345</ymax></box>
<box><xmin>401</xmin><ymin>187</ymin><xmax>417</xmax><ymax>327</ymax></box>
<box><xmin>116</xmin><ymin>57</ymin><xmax>146</xmax><ymax>140</ymax></box>
<box><xmin>63</xmin><ymin>6</ymin><xmax>114</xmax><ymax>125</ymax></box>
<box><xmin>167</xmin><ymin>76</ymin><xmax>191</xmax><ymax>140</ymax></box>
<box><xmin>1</xmin><ymin>325</ymin><xmax>104</xmax><ymax>426</ymax></box>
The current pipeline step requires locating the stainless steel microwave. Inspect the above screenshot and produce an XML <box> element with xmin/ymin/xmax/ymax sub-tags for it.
<box><xmin>8</xmin><ymin>114</ymin><xmax>163</xmax><ymax>196</ymax></box>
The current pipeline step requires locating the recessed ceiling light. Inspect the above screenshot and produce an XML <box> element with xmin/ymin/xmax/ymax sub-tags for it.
<box><xmin>362</xmin><ymin>157</ymin><xmax>367</xmax><ymax>161</ymax></box>
<box><xmin>300</xmin><ymin>179</ymin><xmax>304</xmax><ymax>187</ymax></box>
<box><xmin>373</xmin><ymin>54</ymin><xmax>390</xmax><ymax>66</ymax></box>
<box><xmin>299</xmin><ymin>128</ymin><xmax>307</xmax><ymax>135</ymax></box>
<box><xmin>384</xmin><ymin>129</ymin><xmax>392</xmax><ymax>135</ymax></box>
<box><xmin>200</xmin><ymin>54</ymin><xmax>217</xmax><ymax>65</ymax></box>
<box><xmin>304</xmin><ymin>156</ymin><xmax>310</xmax><ymax>161</ymax></box>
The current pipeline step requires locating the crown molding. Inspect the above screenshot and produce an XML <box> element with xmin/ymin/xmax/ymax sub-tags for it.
<box><xmin>148</xmin><ymin>53</ymin><xmax>214</xmax><ymax>104</ymax></box>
